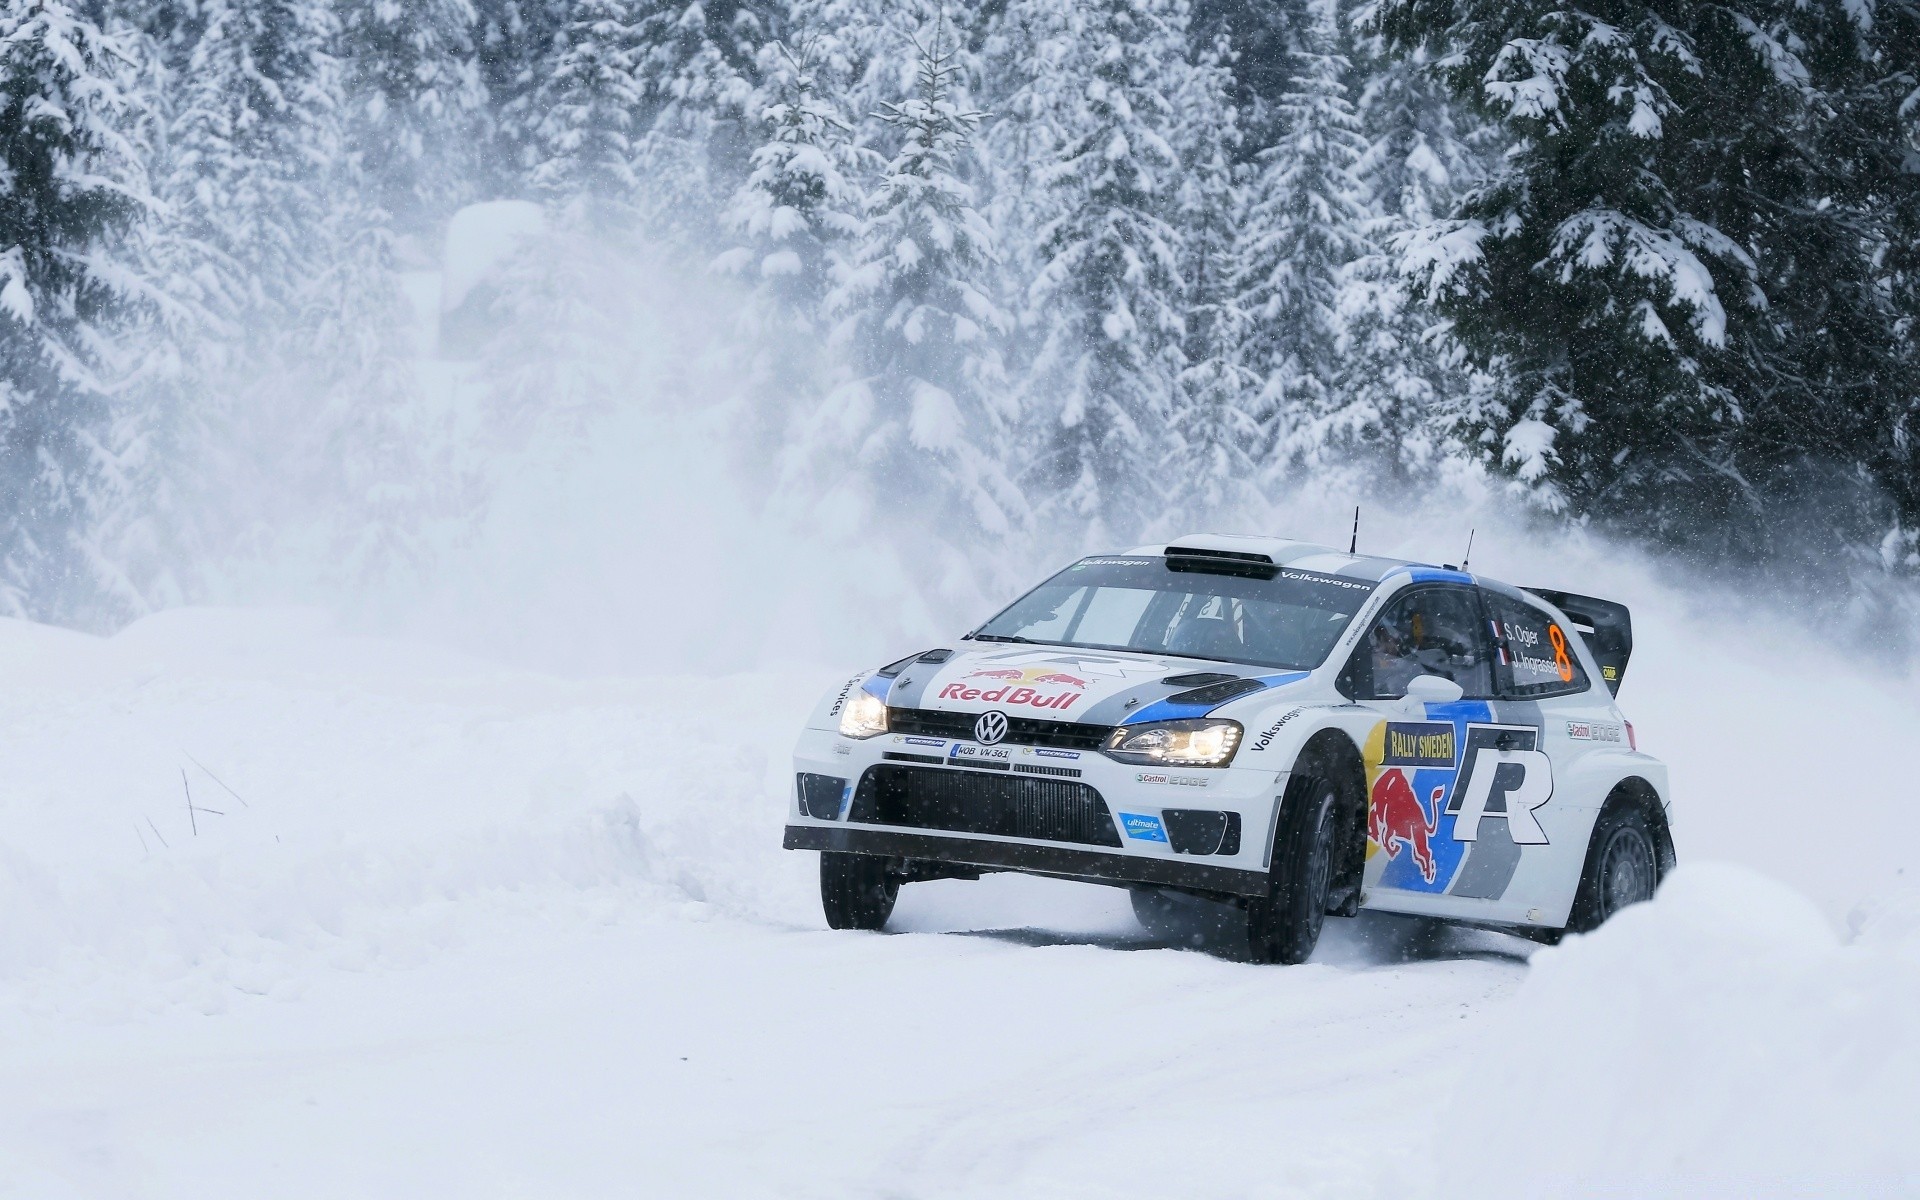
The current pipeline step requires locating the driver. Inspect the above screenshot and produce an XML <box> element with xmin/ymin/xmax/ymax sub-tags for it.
<box><xmin>1371</xmin><ymin>618</ymin><xmax>1421</xmax><ymax>696</ymax></box>
<box><xmin>1169</xmin><ymin>595</ymin><xmax>1246</xmax><ymax>659</ymax></box>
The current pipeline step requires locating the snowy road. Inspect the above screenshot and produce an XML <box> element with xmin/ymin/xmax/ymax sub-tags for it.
<box><xmin>5</xmin><ymin>876</ymin><xmax>1524</xmax><ymax>1199</ymax></box>
<box><xmin>2</xmin><ymin>607</ymin><xmax>1917</xmax><ymax>1198</ymax></box>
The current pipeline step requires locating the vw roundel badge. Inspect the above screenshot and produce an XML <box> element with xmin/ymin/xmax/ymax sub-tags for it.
<box><xmin>974</xmin><ymin>710</ymin><xmax>1009</xmax><ymax>746</ymax></box>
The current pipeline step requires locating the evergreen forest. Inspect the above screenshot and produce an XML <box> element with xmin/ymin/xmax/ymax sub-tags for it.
<box><xmin>2</xmin><ymin>0</ymin><xmax>1916</xmax><ymax>631</ymax></box>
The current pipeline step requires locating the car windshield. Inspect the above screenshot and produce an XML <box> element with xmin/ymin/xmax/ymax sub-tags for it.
<box><xmin>970</xmin><ymin>555</ymin><xmax>1375</xmax><ymax>670</ymax></box>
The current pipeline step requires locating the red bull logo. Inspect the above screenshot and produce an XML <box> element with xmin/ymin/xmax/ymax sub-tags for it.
<box><xmin>1369</xmin><ymin>769</ymin><xmax>1444</xmax><ymax>884</ymax></box>
<box><xmin>942</xmin><ymin>663</ymin><xmax>1089</xmax><ymax>711</ymax></box>
<box><xmin>963</xmin><ymin>665</ymin><xmax>1088</xmax><ymax>688</ymax></box>
<box><xmin>938</xmin><ymin>682</ymin><xmax>1078</xmax><ymax>710</ymax></box>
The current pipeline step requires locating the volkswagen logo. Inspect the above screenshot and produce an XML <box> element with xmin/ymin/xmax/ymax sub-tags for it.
<box><xmin>974</xmin><ymin>710</ymin><xmax>1009</xmax><ymax>746</ymax></box>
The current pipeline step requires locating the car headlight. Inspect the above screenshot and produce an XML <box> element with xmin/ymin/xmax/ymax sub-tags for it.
<box><xmin>1102</xmin><ymin>719</ymin><xmax>1242</xmax><ymax>767</ymax></box>
<box><xmin>838</xmin><ymin>691</ymin><xmax>889</xmax><ymax>739</ymax></box>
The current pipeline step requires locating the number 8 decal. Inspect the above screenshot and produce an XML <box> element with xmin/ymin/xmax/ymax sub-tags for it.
<box><xmin>1548</xmin><ymin>624</ymin><xmax>1573</xmax><ymax>682</ymax></box>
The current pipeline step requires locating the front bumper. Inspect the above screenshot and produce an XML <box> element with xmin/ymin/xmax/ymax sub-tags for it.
<box><xmin>783</xmin><ymin>823</ymin><xmax>1271</xmax><ymax>896</ymax></box>
<box><xmin>788</xmin><ymin>726</ymin><xmax>1282</xmax><ymax>898</ymax></box>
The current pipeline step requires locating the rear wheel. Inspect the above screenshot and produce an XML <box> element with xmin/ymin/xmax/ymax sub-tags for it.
<box><xmin>1245</xmin><ymin>773</ymin><xmax>1339</xmax><ymax>964</ymax></box>
<box><xmin>1566</xmin><ymin>803</ymin><xmax>1661</xmax><ymax>933</ymax></box>
<box><xmin>820</xmin><ymin>852</ymin><xmax>899</xmax><ymax>931</ymax></box>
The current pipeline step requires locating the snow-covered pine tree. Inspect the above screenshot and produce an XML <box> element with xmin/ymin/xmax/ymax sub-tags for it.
<box><xmin>717</xmin><ymin>35</ymin><xmax>864</xmax><ymax>337</ymax></box>
<box><xmin>1376</xmin><ymin>0</ymin><xmax>1920</xmax><ymax>572</ymax></box>
<box><xmin>340</xmin><ymin>0</ymin><xmax>486</xmax><ymax>231</ymax></box>
<box><xmin>0</xmin><ymin>0</ymin><xmax>157</xmax><ymax>621</ymax></box>
<box><xmin>812</xmin><ymin>19</ymin><xmax>1025</xmax><ymax>581</ymax></box>
<box><xmin>1311</xmin><ymin>19</ymin><xmax>1486</xmax><ymax>490</ymax></box>
<box><xmin>144</xmin><ymin>0</ymin><xmax>433</xmax><ymax>592</ymax></box>
<box><xmin>977</xmin><ymin>0</ymin><xmax>1067</xmax><ymax>364</ymax></box>
<box><xmin>527</xmin><ymin>0</ymin><xmax>649</xmax><ymax>226</ymax></box>
<box><xmin>1191</xmin><ymin>0</ymin><xmax>1311</xmax><ymax>153</ymax></box>
<box><xmin>1018</xmin><ymin>0</ymin><xmax>1193</xmax><ymax>544</ymax></box>
<box><xmin>1169</xmin><ymin>32</ymin><xmax>1265</xmax><ymax>517</ymax></box>
<box><xmin>712</xmin><ymin>31</ymin><xmax>866</xmax><ymax>470</ymax></box>
<box><xmin>475</xmin><ymin>0</ymin><xmax>567</xmax><ymax>188</ymax></box>
<box><xmin>162</xmin><ymin>0</ymin><xmax>343</xmax><ymax>319</ymax></box>
<box><xmin>1234</xmin><ymin>0</ymin><xmax>1366</xmax><ymax>482</ymax></box>
<box><xmin>626</xmin><ymin>0</ymin><xmax>771</xmax><ymax>243</ymax></box>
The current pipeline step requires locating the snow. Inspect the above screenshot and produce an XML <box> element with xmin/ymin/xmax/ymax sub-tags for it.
<box><xmin>1436</xmin><ymin>864</ymin><xmax>1920</xmax><ymax>1197</ymax></box>
<box><xmin>0</xmin><ymin>246</ymin><xmax>33</xmax><ymax>323</ymax></box>
<box><xmin>441</xmin><ymin>200</ymin><xmax>544</xmax><ymax>313</ymax></box>
<box><xmin>3</xmin><ymin>564</ymin><xmax>1918</xmax><ymax>1195</ymax></box>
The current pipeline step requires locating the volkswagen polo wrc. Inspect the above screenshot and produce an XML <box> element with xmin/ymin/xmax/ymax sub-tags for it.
<box><xmin>784</xmin><ymin>535</ymin><xmax>1673</xmax><ymax>963</ymax></box>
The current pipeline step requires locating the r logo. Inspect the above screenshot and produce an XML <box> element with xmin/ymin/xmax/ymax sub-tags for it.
<box><xmin>1445</xmin><ymin>724</ymin><xmax>1554</xmax><ymax>844</ymax></box>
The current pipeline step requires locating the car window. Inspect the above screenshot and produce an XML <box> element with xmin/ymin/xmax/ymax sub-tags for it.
<box><xmin>1070</xmin><ymin>586</ymin><xmax>1158</xmax><ymax>646</ymax></box>
<box><xmin>996</xmin><ymin>585</ymin><xmax>1087</xmax><ymax>640</ymax></box>
<box><xmin>1345</xmin><ymin>586</ymin><xmax>1495</xmax><ymax>700</ymax></box>
<box><xmin>1486</xmin><ymin>592</ymin><xmax>1590</xmax><ymax>698</ymax></box>
<box><xmin>972</xmin><ymin>556</ymin><xmax>1374</xmax><ymax>670</ymax></box>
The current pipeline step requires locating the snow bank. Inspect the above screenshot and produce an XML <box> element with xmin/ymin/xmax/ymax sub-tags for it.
<box><xmin>1425</xmin><ymin>863</ymin><xmax>1920</xmax><ymax>1198</ymax></box>
<box><xmin>0</xmin><ymin>609</ymin><xmax>822</xmax><ymax>1019</ymax></box>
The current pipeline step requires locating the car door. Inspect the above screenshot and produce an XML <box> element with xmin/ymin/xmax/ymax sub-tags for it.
<box><xmin>1338</xmin><ymin>583</ymin><xmax>1520</xmax><ymax>921</ymax></box>
<box><xmin>1478</xmin><ymin>588</ymin><xmax>1622</xmax><ymax>921</ymax></box>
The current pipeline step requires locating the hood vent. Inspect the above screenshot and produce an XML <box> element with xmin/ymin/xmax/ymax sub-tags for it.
<box><xmin>1167</xmin><ymin>677</ymin><xmax>1266</xmax><ymax>707</ymax></box>
<box><xmin>1162</xmin><ymin>671</ymin><xmax>1237</xmax><ymax>687</ymax></box>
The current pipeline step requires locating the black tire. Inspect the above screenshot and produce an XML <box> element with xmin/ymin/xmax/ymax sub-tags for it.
<box><xmin>1130</xmin><ymin>887</ymin><xmax>1181</xmax><ymax>938</ymax></box>
<box><xmin>819</xmin><ymin>852</ymin><xmax>900</xmax><ymax>931</ymax></box>
<box><xmin>1565</xmin><ymin>802</ymin><xmax>1662</xmax><ymax>934</ymax></box>
<box><xmin>1129</xmin><ymin>887</ymin><xmax>1228</xmax><ymax>948</ymax></box>
<box><xmin>1245</xmin><ymin>772</ymin><xmax>1339</xmax><ymax>964</ymax></box>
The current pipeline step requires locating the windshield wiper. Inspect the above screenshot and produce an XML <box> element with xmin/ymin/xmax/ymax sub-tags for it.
<box><xmin>964</xmin><ymin>633</ymin><xmax>1035</xmax><ymax>643</ymax></box>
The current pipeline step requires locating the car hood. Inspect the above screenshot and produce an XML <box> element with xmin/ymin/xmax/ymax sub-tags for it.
<box><xmin>875</xmin><ymin>644</ymin><xmax>1310</xmax><ymax>728</ymax></box>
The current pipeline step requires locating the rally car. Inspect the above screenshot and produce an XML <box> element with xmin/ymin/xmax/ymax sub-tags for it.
<box><xmin>784</xmin><ymin>535</ymin><xmax>1673</xmax><ymax>963</ymax></box>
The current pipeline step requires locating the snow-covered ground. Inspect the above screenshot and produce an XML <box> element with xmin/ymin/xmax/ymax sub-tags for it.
<box><xmin>3</xmin><ymin>603</ymin><xmax>1917</xmax><ymax>1198</ymax></box>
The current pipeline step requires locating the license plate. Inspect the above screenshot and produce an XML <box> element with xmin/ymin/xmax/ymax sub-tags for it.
<box><xmin>949</xmin><ymin>743</ymin><xmax>1011</xmax><ymax>764</ymax></box>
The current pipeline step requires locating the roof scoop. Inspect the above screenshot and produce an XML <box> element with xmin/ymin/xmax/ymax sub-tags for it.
<box><xmin>1163</xmin><ymin>545</ymin><xmax>1279</xmax><ymax>578</ymax></box>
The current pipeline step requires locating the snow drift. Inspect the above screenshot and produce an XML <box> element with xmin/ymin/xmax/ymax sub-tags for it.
<box><xmin>3</xmin><ymin>535</ymin><xmax>1918</xmax><ymax>1195</ymax></box>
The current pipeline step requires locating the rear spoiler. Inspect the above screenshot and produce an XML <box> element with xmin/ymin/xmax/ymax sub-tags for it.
<box><xmin>1521</xmin><ymin>588</ymin><xmax>1633</xmax><ymax>696</ymax></box>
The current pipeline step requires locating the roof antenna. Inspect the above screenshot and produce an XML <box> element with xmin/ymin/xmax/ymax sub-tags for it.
<box><xmin>1348</xmin><ymin>506</ymin><xmax>1360</xmax><ymax>555</ymax></box>
<box><xmin>1457</xmin><ymin>528</ymin><xmax>1476</xmax><ymax>572</ymax></box>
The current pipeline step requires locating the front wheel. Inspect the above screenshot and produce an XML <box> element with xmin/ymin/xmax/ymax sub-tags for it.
<box><xmin>1245</xmin><ymin>774</ymin><xmax>1339</xmax><ymax>964</ymax></box>
<box><xmin>820</xmin><ymin>852</ymin><xmax>900</xmax><ymax>931</ymax></box>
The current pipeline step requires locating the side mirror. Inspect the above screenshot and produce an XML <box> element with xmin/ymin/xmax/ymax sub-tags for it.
<box><xmin>1401</xmin><ymin>674</ymin><xmax>1464</xmax><ymax>707</ymax></box>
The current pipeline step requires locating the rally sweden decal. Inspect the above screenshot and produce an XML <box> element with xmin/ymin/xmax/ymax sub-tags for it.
<box><xmin>1363</xmin><ymin>705</ymin><xmax>1555</xmax><ymax>899</ymax></box>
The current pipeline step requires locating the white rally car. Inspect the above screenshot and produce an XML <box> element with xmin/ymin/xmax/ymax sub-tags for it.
<box><xmin>785</xmin><ymin>535</ymin><xmax>1673</xmax><ymax>963</ymax></box>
